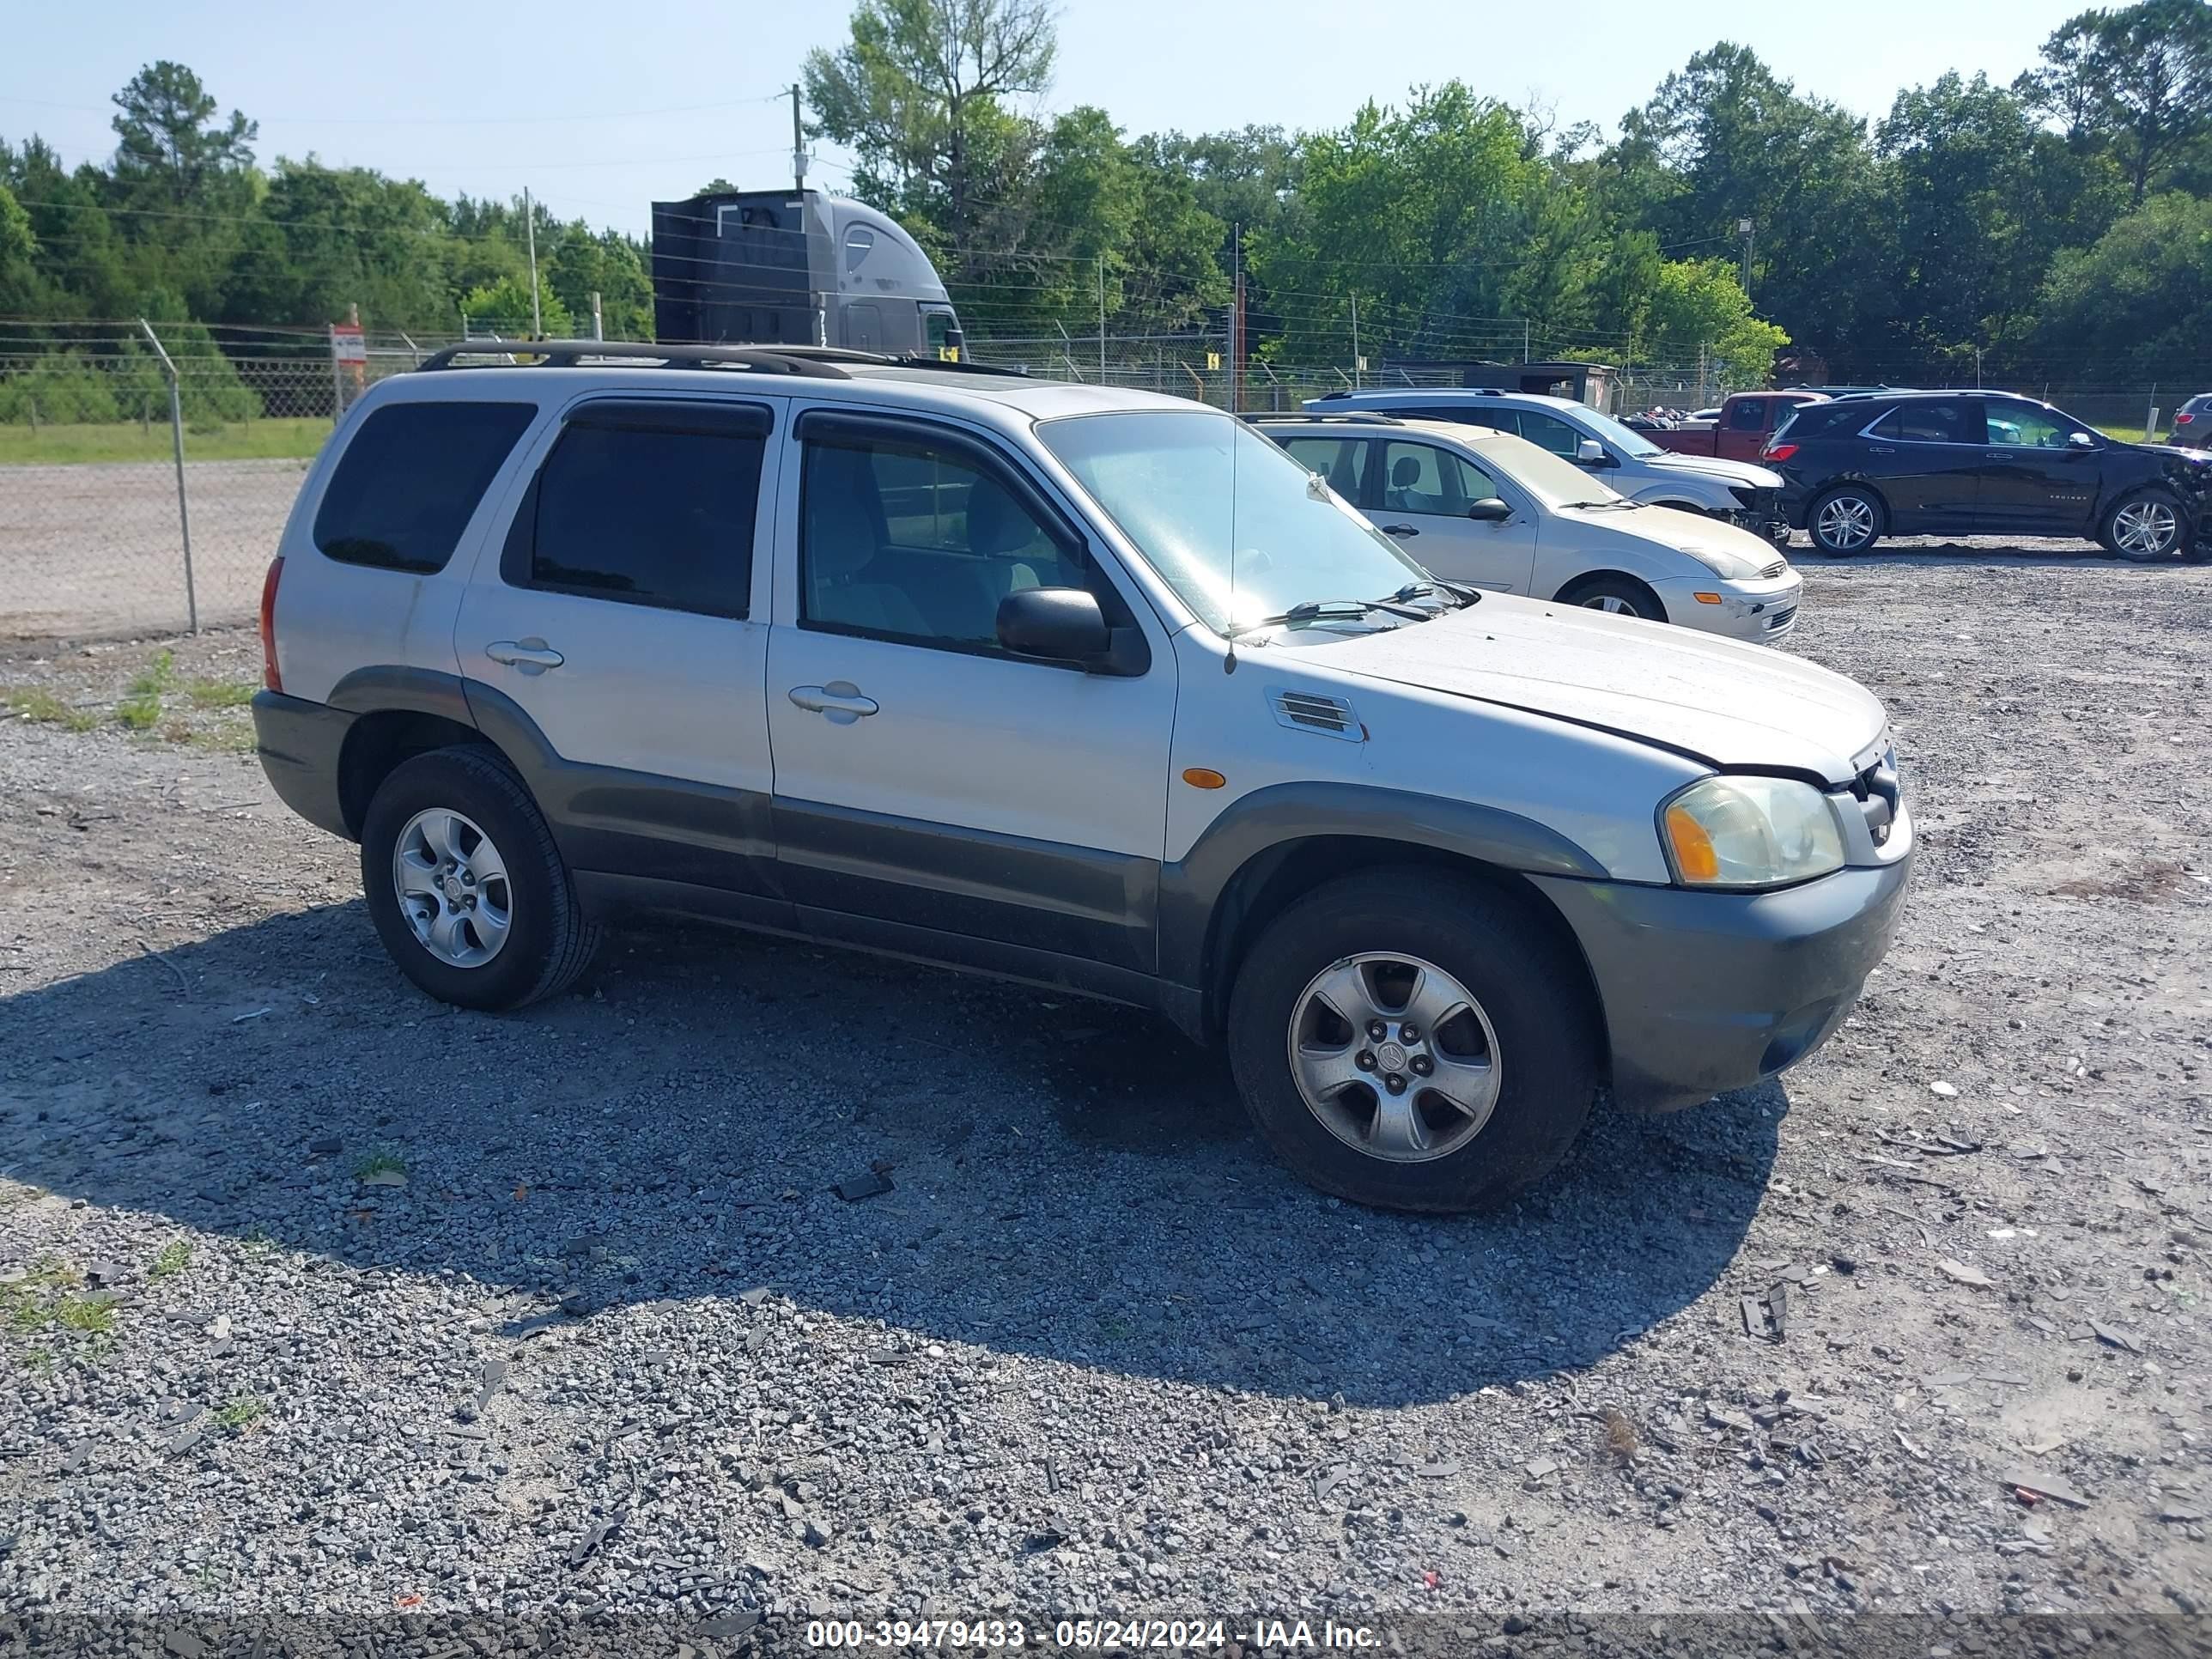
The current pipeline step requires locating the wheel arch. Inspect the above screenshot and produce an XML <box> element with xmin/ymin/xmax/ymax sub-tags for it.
<box><xmin>1158</xmin><ymin>785</ymin><xmax>1611</xmax><ymax>1054</ymax></box>
<box><xmin>1551</xmin><ymin>568</ymin><xmax>1666</xmax><ymax>617</ymax></box>
<box><xmin>327</xmin><ymin>666</ymin><xmax>512</xmax><ymax>838</ymax></box>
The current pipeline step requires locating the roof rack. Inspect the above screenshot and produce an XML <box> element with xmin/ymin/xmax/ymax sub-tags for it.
<box><xmin>1242</xmin><ymin>411</ymin><xmax>1405</xmax><ymax>426</ymax></box>
<box><xmin>414</xmin><ymin>339</ymin><xmax>1030</xmax><ymax>381</ymax></box>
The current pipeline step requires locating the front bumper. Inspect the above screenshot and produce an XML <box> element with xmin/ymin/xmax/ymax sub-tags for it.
<box><xmin>252</xmin><ymin>690</ymin><xmax>357</xmax><ymax>841</ymax></box>
<box><xmin>1529</xmin><ymin>846</ymin><xmax>1912</xmax><ymax>1113</ymax></box>
<box><xmin>1651</xmin><ymin>572</ymin><xmax>1803</xmax><ymax>643</ymax></box>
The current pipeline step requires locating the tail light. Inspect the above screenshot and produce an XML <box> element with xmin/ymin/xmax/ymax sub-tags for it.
<box><xmin>1763</xmin><ymin>442</ymin><xmax>1798</xmax><ymax>462</ymax></box>
<box><xmin>2178</xmin><ymin>412</ymin><xmax>2195</xmax><ymax>425</ymax></box>
<box><xmin>259</xmin><ymin>556</ymin><xmax>284</xmax><ymax>692</ymax></box>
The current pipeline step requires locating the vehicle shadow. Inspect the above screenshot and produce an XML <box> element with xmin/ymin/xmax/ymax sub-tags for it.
<box><xmin>0</xmin><ymin>903</ymin><xmax>1784</xmax><ymax>1407</ymax></box>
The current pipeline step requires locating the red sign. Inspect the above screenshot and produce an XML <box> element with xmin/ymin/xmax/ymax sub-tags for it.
<box><xmin>330</xmin><ymin>324</ymin><xmax>367</xmax><ymax>367</ymax></box>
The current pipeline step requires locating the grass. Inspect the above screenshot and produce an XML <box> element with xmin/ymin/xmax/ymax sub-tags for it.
<box><xmin>355</xmin><ymin>1151</ymin><xmax>406</xmax><ymax>1182</ymax></box>
<box><xmin>213</xmin><ymin>1395</ymin><xmax>266</xmax><ymax>1432</ymax></box>
<box><xmin>149</xmin><ymin>1239</ymin><xmax>192</xmax><ymax>1282</ymax></box>
<box><xmin>2</xmin><ymin>1261</ymin><xmax>114</xmax><ymax>1338</ymax></box>
<box><xmin>0</xmin><ymin>415</ymin><xmax>331</xmax><ymax>466</ymax></box>
<box><xmin>186</xmin><ymin>678</ymin><xmax>255</xmax><ymax>710</ymax></box>
<box><xmin>3</xmin><ymin>687</ymin><xmax>100</xmax><ymax>732</ymax></box>
<box><xmin>114</xmin><ymin>647</ymin><xmax>174</xmax><ymax>731</ymax></box>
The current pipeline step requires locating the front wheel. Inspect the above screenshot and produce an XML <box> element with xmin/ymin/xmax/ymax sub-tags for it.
<box><xmin>360</xmin><ymin>746</ymin><xmax>601</xmax><ymax>1012</ymax></box>
<box><xmin>1808</xmin><ymin>486</ymin><xmax>1884</xmax><ymax>555</ymax></box>
<box><xmin>2100</xmin><ymin>489</ymin><xmax>2190</xmax><ymax>561</ymax></box>
<box><xmin>1558</xmin><ymin>574</ymin><xmax>1666</xmax><ymax>622</ymax></box>
<box><xmin>1225</xmin><ymin>870</ymin><xmax>1600</xmax><ymax>1212</ymax></box>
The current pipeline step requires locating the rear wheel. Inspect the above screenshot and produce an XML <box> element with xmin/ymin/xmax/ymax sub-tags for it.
<box><xmin>360</xmin><ymin>746</ymin><xmax>600</xmax><ymax>1012</ymax></box>
<box><xmin>2100</xmin><ymin>489</ymin><xmax>2189</xmax><ymax>561</ymax></box>
<box><xmin>1808</xmin><ymin>486</ymin><xmax>1883</xmax><ymax>555</ymax></box>
<box><xmin>1225</xmin><ymin>870</ymin><xmax>1600</xmax><ymax>1212</ymax></box>
<box><xmin>1557</xmin><ymin>573</ymin><xmax>1665</xmax><ymax>622</ymax></box>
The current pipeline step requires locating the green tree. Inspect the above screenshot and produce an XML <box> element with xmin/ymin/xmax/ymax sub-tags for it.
<box><xmin>109</xmin><ymin>61</ymin><xmax>258</xmax><ymax>207</ymax></box>
<box><xmin>1641</xmin><ymin>258</ymin><xmax>1788</xmax><ymax>383</ymax></box>
<box><xmin>2021</xmin><ymin>0</ymin><xmax>2212</xmax><ymax>203</ymax></box>
<box><xmin>2033</xmin><ymin>191</ymin><xmax>2212</xmax><ymax>378</ymax></box>
<box><xmin>803</xmin><ymin>0</ymin><xmax>1057</xmax><ymax>250</ymax></box>
<box><xmin>459</xmin><ymin>272</ymin><xmax>572</xmax><ymax>337</ymax></box>
<box><xmin>222</xmin><ymin>160</ymin><xmax>455</xmax><ymax>330</ymax></box>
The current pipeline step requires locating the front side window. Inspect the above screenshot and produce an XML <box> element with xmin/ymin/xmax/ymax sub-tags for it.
<box><xmin>1039</xmin><ymin>410</ymin><xmax>1427</xmax><ymax>636</ymax></box>
<box><xmin>800</xmin><ymin>431</ymin><xmax>1086</xmax><ymax>648</ymax></box>
<box><xmin>1728</xmin><ymin>399</ymin><xmax>1766</xmax><ymax>431</ymax></box>
<box><xmin>1380</xmin><ymin>441</ymin><xmax>1496</xmax><ymax>514</ymax></box>
<box><xmin>316</xmin><ymin>401</ymin><xmax>537</xmax><ymax>573</ymax></box>
<box><xmin>1985</xmin><ymin>404</ymin><xmax>2085</xmax><ymax>448</ymax></box>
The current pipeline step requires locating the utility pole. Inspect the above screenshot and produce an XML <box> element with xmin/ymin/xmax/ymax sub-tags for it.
<box><xmin>1231</xmin><ymin>223</ymin><xmax>1243</xmax><ymax>414</ymax></box>
<box><xmin>1097</xmin><ymin>254</ymin><xmax>1107</xmax><ymax>382</ymax></box>
<box><xmin>1737</xmin><ymin>217</ymin><xmax>1754</xmax><ymax>302</ymax></box>
<box><xmin>791</xmin><ymin>84</ymin><xmax>806</xmax><ymax>193</ymax></box>
<box><xmin>1522</xmin><ymin>318</ymin><xmax>1530</xmax><ymax>363</ymax></box>
<box><xmin>1350</xmin><ymin>293</ymin><xmax>1360</xmax><ymax>389</ymax></box>
<box><xmin>524</xmin><ymin>186</ymin><xmax>542</xmax><ymax>336</ymax></box>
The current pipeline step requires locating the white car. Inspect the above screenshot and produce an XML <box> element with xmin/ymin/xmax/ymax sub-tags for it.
<box><xmin>1304</xmin><ymin>388</ymin><xmax>1791</xmax><ymax>544</ymax></box>
<box><xmin>1258</xmin><ymin>416</ymin><xmax>1802</xmax><ymax>642</ymax></box>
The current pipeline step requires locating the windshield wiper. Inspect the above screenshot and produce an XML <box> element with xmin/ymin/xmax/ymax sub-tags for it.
<box><xmin>1563</xmin><ymin>498</ymin><xmax>1644</xmax><ymax>511</ymax></box>
<box><xmin>1387</xmin><ymin>580</ymin><xmax>1480</xmax><ymax>611</ymax></box>
<box><xmin>1228</xmin><ymin>596</ymin><xmax>1424</xmax><ymax>638</ymax></box>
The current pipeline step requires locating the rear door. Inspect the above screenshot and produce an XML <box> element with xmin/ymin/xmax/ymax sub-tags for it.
<box><xmin>1716</xmin><ymin>397</ymin><xmax>1772</xmax><ymax>461</ymax></box>
<box><xmin>1973</xmin><ymin>400</ymin><xmax>2101</xmax><ymax>534</ymax></box>
<box><xmin>1860</xmin><ymin>399</ymin><xmax>1984</xmax><ymax>532</ymax></box>
<box><xmin>762</xmin><ymin>407</ymin><xmax>1177</xmax><ymax>975</ymax></box>
<box><xmin>1372</xmin><ymin>438</ymin><xmax>1537</xmax><ymax>592</ymax></box>
<box><xmin>453</xmin><ymin>395</ymin><xmax>782</xmax><ymax>896</ymax></box>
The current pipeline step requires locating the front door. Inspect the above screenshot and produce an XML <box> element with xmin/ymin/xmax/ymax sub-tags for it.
<box><xmin>763</xmin><ymin>410</ymin><xmax>1177</xmax><ymax>974</ymax></box>
<box><xmin>453</xmin><ymin>395</ymin><xmax>781</xmax><ymax>894</ymax></box>
<box><xmin>1973</xmin><ymin>400</ymin><xmax>2101</xmax><ymax>534</ymax></box>
<box><xmin>1371</xmin><ymin>438</ymin><xmax>1538</xmax><ymax>592</ymax></box>
<box><xmin>1862</xmin><ymin>399</ymin><xmax>1984</xmax><ymax>532</ymax></box>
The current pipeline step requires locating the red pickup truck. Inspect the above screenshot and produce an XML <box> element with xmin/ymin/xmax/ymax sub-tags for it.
<box><xmin>1650</xmin><ymin>392</ymin><xmax>1830</xmax><ymax>463</ymax></box>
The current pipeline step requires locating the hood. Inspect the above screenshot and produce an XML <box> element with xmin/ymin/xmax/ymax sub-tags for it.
<box><xmin>1644</xmin><ymin>452</ymin><xmax>1784</xmax><ymax>489</ymax></box>
<box><xmin>1569</xmin><ymin>504</ymin><xmax>1786</xmax><ymax>576</ymax></box>
<box><xmin>1314</xmin><ymin>595</ymin><xmax>1886</xmax><ymax>783</ymax></box>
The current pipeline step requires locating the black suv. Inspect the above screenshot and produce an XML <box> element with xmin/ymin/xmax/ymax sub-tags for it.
<box><xmin>1764</xmin><ymin>390</ymin><xmax>2212</xmax><ymax>560</ymax></box>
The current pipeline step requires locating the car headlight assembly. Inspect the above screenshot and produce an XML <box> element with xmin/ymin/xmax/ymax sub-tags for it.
<box><xmin>1686</xmin><ymin>541</ymin><xmax>1769</xmax><ymax>580</ymax></box>
<box><xmin>1662</xmin><ymin>775</ymin><xmax>1846</xmax><ymax>889</ymax></box>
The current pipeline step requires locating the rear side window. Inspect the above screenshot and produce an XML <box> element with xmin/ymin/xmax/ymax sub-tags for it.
<box><xmin>507</xmin><ymin>401</ymin><xmax>768</xmax><ymax>619</ymax></box>
<box><xmin>1870</xmin><ymin>401</ymin><xmax>1971</xmax><ymax>444</ymax></box>
<box><xmin>1728</xmin><ymin>400</ymin><xmax>1766</xmax><ymax>431</ymax></box>
<box><xmin>315</xmin><ymin>402</ymin><xmax>537</xmax><ymax>572</ymax></box>
<box><xmin>1278</xmin><ymin>435</ymin><xmax>1370</xmax><ymax>500</ymax></box>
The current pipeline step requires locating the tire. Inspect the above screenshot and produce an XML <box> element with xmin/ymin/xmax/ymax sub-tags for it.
<box><xmin>1225</xmin><ymin>869</ymin><xmax>1601</xmax><ymax>1212</ymax></box>
<box><xmin>359</xmin><ymin>745</ymin><xmax>601</xmax><ymax>1012</ymax></box>
<box><xmin>1558</xmin><ymin>573</ymin><xmax>1665</xmax><ymax>622</ymax></box>
<box><xmin>1807</xmin><ymin>485</ymin><xmax>1884</xmax><ymax>555</ymax></box>
<box><xmin>2099</xmin><ymin>489</ymin><xmax>2191</xmax><ymax>561</ymax></box>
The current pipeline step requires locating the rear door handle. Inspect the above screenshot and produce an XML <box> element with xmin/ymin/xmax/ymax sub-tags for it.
<box><xmin>1869</xmin><ymin>446</ymin><xmax>1896</xmax><ymax>454</ymax></box>
<box><xmin>788</xmin><ymin>682</ymin><xmax>880</xmax><ymax>724</ymax></box>
<box><xmin>484</xmin><ymin>640</ymin><xmax>564</xmax><ymax>672</ymax></box>
<box><xmin>1381</xmin><ymin>524</ymin><xmax>1419</xmax><ymax>538</ymax></box>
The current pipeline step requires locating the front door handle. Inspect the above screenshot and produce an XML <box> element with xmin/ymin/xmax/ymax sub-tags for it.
<box><xmin>1380</xmin><ymin>524</ymin><xmax>1419</xmax><ymax>538</ymax></box>
<box><xmin>788</xmin><ymin>682</ymin><xmax>880</xmax><ymax>724</ymax></box>
<box><xmin>1869</xmin><ymin>446</ymin><xmax>1896</xmax><ymax>454</ymax></box>
<box><xmin>485</xmin><ymin>639</ymin><xmax>564</xmax><ymax>672</ymax></box>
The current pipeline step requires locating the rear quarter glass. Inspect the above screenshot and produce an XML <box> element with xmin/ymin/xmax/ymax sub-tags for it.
<box><xmin>313</xmin><ymin>401</ymin><xmax>538</xmax><ymax>573</ymax></box>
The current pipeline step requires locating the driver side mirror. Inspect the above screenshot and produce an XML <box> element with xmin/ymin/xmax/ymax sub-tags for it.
<box><xmin>2066</xmin><ymin>429</ymin><xmax>2097</xmax><ymax>449</ymax></box>
<box><xmin>996</xmin><ymin>586</ymin><xmax>1148</xmax><ymax>676</ymax></box>
<box><xmin>1575</xmin><ymin>439</ymin><xmax>1611</xmax><ymax>466</ymax></box>
<box><xmin>1467</xmin><ymin>497</ymin><xmax>1512</xmax><ymax>522</ymax></box>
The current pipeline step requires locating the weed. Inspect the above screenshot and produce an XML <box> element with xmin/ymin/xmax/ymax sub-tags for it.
<box><xmin>214</xmin><ymin>1395</ymin><xmax>266</xmax><ymax>1432</ymax></box>
<box><xmin>186</xmin><ymin>678</ymin><xmax>255</xmax><ymax>710</ymax></box>
<box><xmin>188</xmin><ymin>725</ymin><xmax>258</xmax><ymax>754</ymax></box>
<box><xmin>131</xmin><ymin>649</ymin><xmax>176</xmax><ymax>696</ymax></box>
<box><xmin>149</xmin><ymin>1239</ymin><xmax>192</xmax><ymax>1282</ymax></box>
<box><xmin>1600</xmin><ymin>1407</ymin><xmax>1639</xmax><ymax>1463</ymax></box>
<box><xmin>355</xmin><ymin>1151</ymin><xmax>406</xmax><ymax>1182</ymax></box>
<box><xmin>3</xmin><ymin>688</ymin><xmax>100</xmax><ymax>732</ymax></box>
<box><xmin>53</xmin><ymin>1295</ymin><xmax>116</xmax><ymax>1335</ymax></box>
<box><xmin>114</xmin><ymin>690</ymin><xmax>162</xmax><ymax>730</ymax></box>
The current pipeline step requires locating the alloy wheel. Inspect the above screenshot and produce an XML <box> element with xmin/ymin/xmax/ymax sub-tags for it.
<box><xmin>392</xmin><ymin>807</ymin><xmax>513</xmax><ymax>968</ymax></box>
<box><xmin>2113</xmin><ymin>499</ymin><xmax>2179</xmax><ymax>558</ymax></box>
<box><xmin>1285</xmin><ymin>952</ymin><xmax>1502</xmax><ymax>1164</ymax></box>
<box><xmin>1816</xmin><ymin>495</ymin><xmax>1876</xmax><ymax>550</ymax></box>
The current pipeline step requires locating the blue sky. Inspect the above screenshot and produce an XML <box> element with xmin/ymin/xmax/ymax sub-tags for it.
<box><xmin>3</xmin><ymin>0</ymin><xmax>2080</xmax><ymax>236</ymax></box>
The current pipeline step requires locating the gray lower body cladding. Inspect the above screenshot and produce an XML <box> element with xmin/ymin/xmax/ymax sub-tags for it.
<box><xmin>251</xmin><ymin>690</ymin><xmax>355</xmax><ymax>841</ymax></box>
<box><xmin>1529</xmin><ymin>856</ymin><xmax>1912</xmax><ymax>1114</ymax></box>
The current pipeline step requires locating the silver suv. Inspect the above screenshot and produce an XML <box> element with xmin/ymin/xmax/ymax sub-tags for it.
<box><xmin>253</xmin><ymin>341</ymin><xmax>1912</xmax><ymax>1212</ymax></box>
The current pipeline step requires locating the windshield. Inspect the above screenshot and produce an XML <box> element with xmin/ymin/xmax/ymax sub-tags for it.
<box><xmin>1478</xmin><ymin>433</ymin><xmax>1632</xmax><ymax>508</ymax></box>
<box><xmin>1037</xmin><ymin>410</ymin><xmax>1430</xmax><ymax>635</ymax></box>
<box><xmin>1575</xmin><ymin>407</ymin><xmax>1663</xmax><ymax>459</ymax></box>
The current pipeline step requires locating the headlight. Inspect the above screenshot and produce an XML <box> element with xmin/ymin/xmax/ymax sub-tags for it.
<box><xmin>1685</xmin><ymin>541</ymin><xmax>1770</xmax><ymax>580</ymax></box>
<box><xmin>1661</xmin><ymin>775</ymin><xmax>1845</xmax><ymax>889</ymax></box>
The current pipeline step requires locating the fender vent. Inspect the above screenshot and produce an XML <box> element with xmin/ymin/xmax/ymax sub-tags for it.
<box><xmin>1268</xmin><ymin>687</ymin><xmax>1362</xmax><ymax>742</ymax></box>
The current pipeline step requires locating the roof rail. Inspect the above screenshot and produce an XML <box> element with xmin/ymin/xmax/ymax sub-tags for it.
<box><xmin>1243</xmin><ymin>411</ymin><xmax>1405</xmax><ymax>426</ymax></box>
<box><xmin>414</xmin><ymin>339</ymin><xmax>1030</xmax><ymax>380</ymax></box>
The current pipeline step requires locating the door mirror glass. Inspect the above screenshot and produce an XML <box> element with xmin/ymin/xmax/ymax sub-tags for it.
<box><xmin>997</xmin><ymin>586</ymin><xmax>1110</xmax><ymax>664</ymax></box>
<box><xmin>1575</xmin><ymin>438</ymin><xmax>1607</xmax><ymax>465</ymax></box>
<box><xmin>1467</xmin><ymin>497</ymin><xmax>1512</xmax><ymax>522</ymax></box>
<box><xmin>2067</xmin><ymin>429</ymin><xmax>2097</xmax><ymax>449</ymax></box>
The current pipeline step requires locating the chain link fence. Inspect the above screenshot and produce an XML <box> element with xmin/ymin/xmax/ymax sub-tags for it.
<box><xmin>0</xmin><ymin>319</ymin><xmax>2185</xmax><ymax>644</ymax></box>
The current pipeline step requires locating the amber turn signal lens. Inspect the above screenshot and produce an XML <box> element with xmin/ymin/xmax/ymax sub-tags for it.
<box><xmin>1181</xmin><ymin>768</ymin><xmax>1227</xmax><ymax>790</ymax></box>
<box><xmin>1693</xmin><ymin>592</ymin><xmax>1723</xmax><ymax>605</ymax></box>
<box><xmin>1664</xmin><ymin>803</ymin><xmax>1721</xmax><ymax>881</ymax></box>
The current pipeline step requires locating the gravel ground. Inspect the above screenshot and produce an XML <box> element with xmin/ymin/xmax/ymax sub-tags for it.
<box><xmin>1</xmin><ymin>548</ymin><xmax>2209</xmax><ymax>1654</ymax></box>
